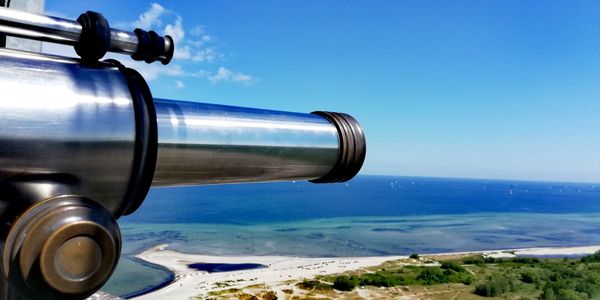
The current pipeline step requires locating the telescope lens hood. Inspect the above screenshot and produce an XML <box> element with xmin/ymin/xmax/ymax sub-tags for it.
<box><xmin>310</xmin><ymin>111</ymin><xmax>366</xmax><ymax>183</ymax></box>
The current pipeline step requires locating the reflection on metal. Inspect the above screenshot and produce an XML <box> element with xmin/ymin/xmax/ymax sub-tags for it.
<box><xmin>2</xmin><ymin>0</ymin><xmax>44</xmax><ymax>52</ymax></box>
<box><xmin>0</xmin><ymin>5</ymin><xmax>173</xmax><ymax>64</ymax></box>
<box><xmin>3</xmin><ymin>196</ymin><xmax>120</xmax><ymax>299</ymax></box>
<box><xmin>0</xmin><ymin>49</ymin><xmax>136</xmax><ymax>217</ymax></box>
<box><xmin>0</xmin><ymin>14</ymin><xmax>366</xmax><ymax>298</ymax></box>
<box><xmin>153</xmin><ymin>99</ymin><xmax>340</xmax><ymax>186</ymax></box>
<box><xmin>0</xmin><ymin>7</ymin><xmax>131</xmax><ymax>54</ymax></box>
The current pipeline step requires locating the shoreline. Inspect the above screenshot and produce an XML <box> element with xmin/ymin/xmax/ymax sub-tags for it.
<box><xmin>118</xmin><ymin>257</ymin><xmax>176</xmax><ymax>299</ymax></box>
<box><xmin>130</xmin><ymin>244</ymin><xmax>600</xmax><ymax>299</ymax></box>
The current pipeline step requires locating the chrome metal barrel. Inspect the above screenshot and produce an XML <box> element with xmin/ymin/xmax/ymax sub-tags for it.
<box><xmin>0</xmin><ymin>48</ymin><xmax>366</xmax><ymax>216</ymax></box>
<box><xmin>0</xmin><ymin>49</ymin><xmax>137</xmax><ymax>216</ymax></box>
<box><xmin>0</xmin><ymin>48</ymin><xmax>366</xmax><ymax>214</ymax></box>
<box><xmin>153</xmin><ymin>99</ymin><xmax>342</xmax><ymax>186</ymax></box>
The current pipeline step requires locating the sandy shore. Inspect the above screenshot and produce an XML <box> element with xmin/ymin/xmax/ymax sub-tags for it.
<box><xmin>133</xmin><ymin>244</ymin><xmax>600</xmax><ymax>299</ymax></box>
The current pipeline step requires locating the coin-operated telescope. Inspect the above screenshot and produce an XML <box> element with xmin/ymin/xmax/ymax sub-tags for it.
<box><xmin>0</xmin><ymin>7</ymin><xmax>366</xmax><ymax>300</ymax></box>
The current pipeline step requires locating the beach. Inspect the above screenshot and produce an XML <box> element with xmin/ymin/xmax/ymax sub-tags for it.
<box><xmin>131</xmin><ymin>244</ymin><xmax>600</xmax><ymax>299</ymax></box>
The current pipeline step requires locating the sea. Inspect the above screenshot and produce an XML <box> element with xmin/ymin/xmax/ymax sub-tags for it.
<box><xmin>101</xmin><ymin>175</ymin><xmax>600</xmax><ymax>297</ymax></box>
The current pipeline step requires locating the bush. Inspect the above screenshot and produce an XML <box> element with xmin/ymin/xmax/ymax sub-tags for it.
<box><xmin>520</xmin><ymin>271</ymin><xmax>537</xmax><ymax>284</ymax></box>
<box><xmin>409</xmin><ymin>253</ymin><xmax>420</xmax><ymax>259</ymax></box>
<box><xmin>416</xmin><ymin>268</ymin><xmax>447</xmax><ymax>285</ymax></box>
<box><xmin>333</xmin><ymin>276</ymin><xmax>356</xmax><ymax>291</ymax></box>
<box><xmin>441</xmin><ymin>261</ymin><xmax>466</xmax><ymax>273</ymax></box>
<box><xmin>484</xmin><ymin>257</ymin><xmax>497</xmax><ymax>264</ymax></box>
<box><xmin>541</xmin><ymin>286</ymin><xmax>556</xmax><ymax>300</ymax></box>
<box><xmin>359</xmin><ymin>273</ymin><xmax>395</xmax><ymax>287</ymax></box>
<box><xmin>462</xmin><ymin>255</ymin><xmax>485</xmax><ymax>265</ymax></box>
<box><xmin>581</xmin><ymin>250</ymin><xmax>600</xmax><ymax>263</ymax></box>
<box><xmin>296</xmin><ymin>280</ymin><xmax>332</xmax><ymax>290</ymax></box>
<box><xmin>473</xmin><ymin>276</ymin><xmax>514</xmax><ymax>297</ymax></box>
<box><xmin>576</xmin><ymin>280</ymin><xmax>600</xmax><ymax>297</ymax></box>
<box><xmin>556</xmin><ymin>289</ymin><xmax>584</xmax><ymax>300</ymax></box>
<box><xmin>511</xmin><ymin>257</ymin><xmax>540</xmax><ymax>264</ymax></box>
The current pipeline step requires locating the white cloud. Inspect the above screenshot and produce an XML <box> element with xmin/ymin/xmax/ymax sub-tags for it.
<box><xmin>192</xmin><ymin>47</ymin><xmax>221</xmax><ymax>62</ymax></box>
<box><xmin>120</xmin><ymin>61</ymin><xmax>255</xmax><ymax>86</ymax></box>
<box><xmin>130</xmin><ymin>3</ymin><xmax>221</xmax><ymax>64</ymax></box>
<box><xmin>130</xmin><ymin>3</ymin><xmax>254</xmax><ymax>85</ymax></box>
<box><xmin>133</xmin><ymin>3</ymin><xmax>165</xmax><ymax>29</ymax></box>
<box><xmin>208</xmin><ymin>67</ymin><xmax>255</xmax><ymax>85</ymax></box>
<box><xmin>187</xmin><ymin>70</ymin><xmax>211</xmax><ymax>78</ymax></box>
<box><xmin>164</xmin><ymin>16</ymin><xmax>185</xmax><ymax>44</ymax></box>
<box><xmin>189</xmin><ymin>25</ymin><xmax>205</xmax><ymax>37</ymax></box>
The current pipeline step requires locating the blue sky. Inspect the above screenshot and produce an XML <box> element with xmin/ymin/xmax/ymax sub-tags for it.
<box><xmin>45</xmin><ymin>1</ymin><xmax>600</xmax><ymax>183</ymax></box>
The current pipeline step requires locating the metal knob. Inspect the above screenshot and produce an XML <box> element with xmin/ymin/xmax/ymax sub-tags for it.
<box><xmin>2</xmin><ymin>196</ymin><xmax>121</xmax><ymax>299</ymax></box>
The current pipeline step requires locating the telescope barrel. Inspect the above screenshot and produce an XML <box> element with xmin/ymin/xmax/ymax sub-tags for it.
<box><xmin>0</xmin><ymin>7</ymin><xmax>173</xmax><ymax>64</ymax></box>
<box><xmin>0</xmin><ymin>48</ymin><xmax>366</xmax><ymax>217</ymax></box>
<box><xmin>153</xmin><ymin>99</ymin><xmax>363</xmax><ymax>186</ymax></box>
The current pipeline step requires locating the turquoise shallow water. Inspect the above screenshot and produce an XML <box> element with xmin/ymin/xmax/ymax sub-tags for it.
<box><xmin>103</xmin><ymin>258</ymin><xmax>172</xmax><ymax>297</ymax></box>
<box><xmin>99</xmin><ymin>176</ymin><xmax>600</xmax><ymax>297</ymax></box>
<box><xmin>120</xmin><ymin>213</ymin><xmax>600</xmax><ymax>256</ymax></box>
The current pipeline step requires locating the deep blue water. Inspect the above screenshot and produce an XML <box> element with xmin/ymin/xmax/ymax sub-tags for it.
<box><xmin>122</xmin><ymin>175</ymin><xmax>600</xmax><ymax>224</ymax></box>
<box><xmin>104</xmin><ymin>175</ymin><xmax>600</xmax><ymax>297</ymax></box>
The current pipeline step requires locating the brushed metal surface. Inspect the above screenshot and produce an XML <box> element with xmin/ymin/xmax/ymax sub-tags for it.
<box><xmin>0</xmin><ymin>7</ymin><xmax>139</xmax><ymax>55</ymax></box>
<box><xmin>153</xmin><ymin>99</ymin><xmax>340</xmax><ymax>186</ymax></box>
<box><xmin>0</xmin><ymin>49</ymin><xmax>136</xmax><ymax>215</ymax></box>
<box><xmin>3</xmin><ymin>0</ymin><xmax>45</xmax><ymax>53</ymax></box>
<box><xmin>0</xmin><ymin>48</ymin><xmax>347</xmax><ymax>211</ymax></box>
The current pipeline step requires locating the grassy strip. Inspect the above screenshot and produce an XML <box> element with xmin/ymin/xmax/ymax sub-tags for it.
<box><xmin>297</xmin><ymin>251</ymin><xmax>600</xmax><ymax>300</ymax></box>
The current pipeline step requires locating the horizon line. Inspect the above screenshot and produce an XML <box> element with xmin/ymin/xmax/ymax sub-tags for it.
<box><xmin>357</xmin><ymin>173</ymin><xmax>600</xmax><ymax>185</ymax></box>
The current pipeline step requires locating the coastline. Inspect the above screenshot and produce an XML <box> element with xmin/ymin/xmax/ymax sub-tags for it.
<box><xmin>130</xmin><ymin>244</ymin><xmax>600</xmax><ymax>299</ymax></box>
<box><xmin>118</xmin><ymin>257</ymin><xmax>175</xmax><ymax>299</ymax></box>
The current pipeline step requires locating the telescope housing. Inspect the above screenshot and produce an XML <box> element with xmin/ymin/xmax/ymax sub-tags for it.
<box><xmin>0</xmin><ymin>7</ymin><xmax>366</xmax><ymax>300</ymax></box>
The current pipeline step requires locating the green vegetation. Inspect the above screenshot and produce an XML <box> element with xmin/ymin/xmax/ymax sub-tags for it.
<box><xmin>298</xmin><ymin>256</ymin><xmax>474</xmax><ymax>293</ymax></box>
<box><xmin>332</xmin><ymin>276</ymin><xmax>356</xmax><ymax>291</ymax></box>
<box><xmin>580</xmin><ymin>251</ymin><xmax>600</xmax><ymax>263</ymax></box>
<box><xmin>296</xmin><ymin>250</ymin><xmax>600</xmax><ymax>299</ymax></box>
<box><xmin>409</xmin><ymin>253</ymin><xmax>420</xmax><ymax>259</ymax></box>
<box><xmin>474</xmin><ymin>276</ymin><xmax>516</xmax><ymax>297</ymax></box>
<box><xmin>295</xmin><ymin>280</ymin><xmax>333</xmax><ymax>291</ymax></box>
